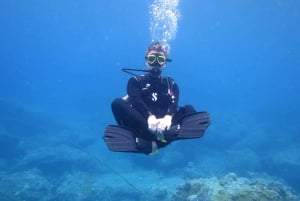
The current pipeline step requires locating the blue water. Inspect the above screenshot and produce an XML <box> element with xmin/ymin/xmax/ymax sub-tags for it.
<box><xmin>0</xmin><ymin>0</ymin><xmax>300</xmax><ymax>200</ymax></box>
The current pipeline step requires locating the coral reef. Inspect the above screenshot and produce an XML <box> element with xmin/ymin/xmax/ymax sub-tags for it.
<box><xmin>171</xmin><ymin>173</ymin><xmax>298</xmax><ymax>201</ymax></box>
<box><xmin>54</xmin><ymin>171</ymin><xmax>107</xmax><ymax>201</ymax></box>
<box><xmin>0</xmin><ymin>169</ymin><xmax>53</xmax><ymax>201</ymax></box>
<box><xmin>0</xmin><ymin>169</ymin><xmax>299</xmax><ymax>201</ymax></box>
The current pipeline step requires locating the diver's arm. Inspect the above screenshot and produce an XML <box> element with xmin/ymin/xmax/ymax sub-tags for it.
<box><xmin>127</xmin><ymin>77</ymin><xmax>152</xmax><ymax>118</ymax></box>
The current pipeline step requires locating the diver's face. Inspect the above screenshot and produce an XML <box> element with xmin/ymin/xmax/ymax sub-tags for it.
<box><xmin>146</xmin><ymin>50</ymin><xmax>166</xmax><ymax>77</ymax></box>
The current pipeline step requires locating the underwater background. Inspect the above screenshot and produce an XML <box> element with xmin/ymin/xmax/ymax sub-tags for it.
<box><xmin>0</xmin><ymin>0</ymin><xmax>300</xmax><ymax>200</ymax></box>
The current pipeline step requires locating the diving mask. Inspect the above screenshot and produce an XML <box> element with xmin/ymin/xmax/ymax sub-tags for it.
<box><xmin>146</xmin><ymin>53</ymin><xmax>166</xmax><ymax>66</ymax></box>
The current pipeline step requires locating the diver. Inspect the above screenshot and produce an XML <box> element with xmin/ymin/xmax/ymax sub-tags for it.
<box><xmin>103</xmin><ymin>42</ymin><xmax>210</xmax><ymax>155</ymax></box>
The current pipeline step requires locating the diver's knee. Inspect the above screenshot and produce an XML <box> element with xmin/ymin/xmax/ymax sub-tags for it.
<box><xmin>111</xmin><ymin>98</ymin><xmax>126</xmax><ymax>110</ymax></box>
<box><xmin>184</xmin><ymin>104</ymin><xmax>196</xmax><ymax>113</ymax></box>
<box><xmin>178</xmin><ymin>104</ymin><xmax>196</xmax><ymax>114</ymax></box>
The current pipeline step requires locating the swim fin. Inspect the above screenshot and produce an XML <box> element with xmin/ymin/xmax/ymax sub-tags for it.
<box><xmin>164</xmin><ymin>111</ymin><xmax>210</xmax><ymax>141</ymax></box>
<box><xmin>103</xmin><ymin>125</ymin><xmax>153</xmax><ymax>154</ymax></box>
<box><xmin>103</xmin><ymin>112</ymin><xmax>210</xmax><ymax>153</ymax></box>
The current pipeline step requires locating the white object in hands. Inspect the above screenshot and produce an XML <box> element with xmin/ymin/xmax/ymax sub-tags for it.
<box><xmin>147</xmin><ymin>114</ymin><xmax>160</xmax><ymax>133</ymax></box>
<box><xmin>157</xmin><ymin>115</ymin><xmax>172</xmax><ymax>133</ymax></box>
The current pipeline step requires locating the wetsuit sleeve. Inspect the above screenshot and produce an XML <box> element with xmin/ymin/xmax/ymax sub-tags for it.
<box><xmin>127</xmin><ymin>77</ymin><xmax>152</xmax><ymax>118</ymax></box>
<box><xmin>167</xmin><ymin>79</ymin><xmax>179</xmax><ymax>115</ymax></box>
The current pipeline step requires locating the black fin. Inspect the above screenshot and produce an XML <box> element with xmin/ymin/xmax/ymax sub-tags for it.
<box><xmin>165</xmin><ymin>112</ymin><xmax>210</xmax><ymax>141</ymax></box>
<box><xmin>103</xmin><ymin>125</ymin><xmax>140</xmax><ymax>153</ymax></box>
<box><xmin>103</xmin><ymin>125</ymin><xmax>153</xmax><ymax>154</ymax></box>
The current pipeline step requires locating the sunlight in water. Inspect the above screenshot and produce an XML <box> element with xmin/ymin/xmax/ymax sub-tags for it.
<box><xmin>149</xmin><ymin>0</ymin><xmax>180</xmax><ymax>47</ymax></box>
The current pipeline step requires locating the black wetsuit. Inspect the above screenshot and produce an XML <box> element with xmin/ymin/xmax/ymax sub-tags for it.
<box><xmin>111</xmin><ymin>74</ymin><xmax>196</xmax><ymax>147</ymax></box>
<box><xmin>128</xmin><ymin>74</ymin><xmax>179</xmax><ymax>118</ymax></box>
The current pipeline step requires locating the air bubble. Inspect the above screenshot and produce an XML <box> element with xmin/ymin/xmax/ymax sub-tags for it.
<box><xmin>149</xmin><ymin>0</ymin><xmax>180</xmax><ymax>47</ymax></box>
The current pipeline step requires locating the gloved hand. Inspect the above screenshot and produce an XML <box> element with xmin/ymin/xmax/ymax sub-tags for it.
<box><xmin>157</xmin><ymin>115</ymin><xmax>172</xmax><ymax>133</ymax></box>
<box><xmin>147</xmin><ymin>114</ymin><xmax>160</xmax><ymax>133</ymax></box>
